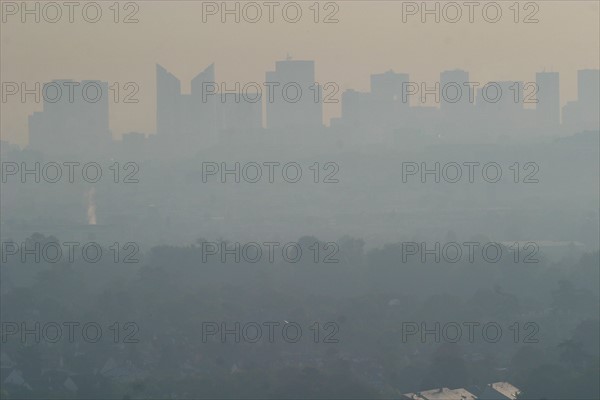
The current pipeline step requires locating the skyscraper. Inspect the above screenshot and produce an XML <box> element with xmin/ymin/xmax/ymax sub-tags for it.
<box><xmin>190</xmin><ymin>63</ymin><xmax>217</xmax><ymax>137</ymax></box>
<box><xmin>29</xmin><ymin>79</ymin><xmax>111</xmax><ymax>155</ymax></box>
<box><xmin>535</xmin><ymin>71</ymin><xmax>560</xmax><ymax>128</ymax></box>
<box><xmin>369</xmin><ymin>70</ymin><xmax>410</xmax><ymax>128</ymax></box>
<box><xmin>371</xmin><ymin>70</ymin><xmax>409</xmax><ymax>106</ymax></box>
<box><xmin>156</xmin><ymin>63</ymin><xmax>218</xmax><ymax>147</ymax></box>
<box><xmin>577</xmin><ymin>69</ymin><xmax>600</xmax><ymax>108</ymax></box>
<box><xmin>562</xmin><ymin>69</ymin><xmax>600</xmax><ymax>133</ymax></box>
<box><xmin>265</xmin><ymin>59</ymin><xmax>322</xmax><ymax>130</ymax></box>
<box><xmin>156</xmin><ymin>64</ymin><xmax>182</xmax><ymax>137</ymax></box>
<box><xmin>440</xmin><ymin>69</ymin><xmax>472</xmax><ymax>112</ymax></box>
<box><xmin>341</xmin><ymin>89</ymin><xmax>369</xmax><ymax>127</ymax></box>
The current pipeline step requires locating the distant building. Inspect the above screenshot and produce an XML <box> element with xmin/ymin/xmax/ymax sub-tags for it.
<box><xmin>156</xmin><ymin>63</ymin><xmax>217</xmax><ymax>145</ymax></box>
<box><xmin>156</xmin><ymin>64</ymin><xmax>183</xmax><ymax>138</ymax></box>
<box><xmin>577</xmin><ymin>69</ymin><xmax>600</xmax><ymax>109</ymax></box>
<box><xmin>563</xmin><ymin>69</ymin><xmax>600</xmax><ymax>133</ymax></box>
<box><xmin>536</xmin><ymin>71</ymin><xmax>560</xmax><ymax>128</ymax></box>
<box><xmin>440</xmin><ymin>69</ymin><xmax>472</xmax><ymax>113</ymax></box>
<box><xmin>188</xmin><ymin>63</ymin><xmax>218</xmax><ymax>138</ymax></box>
<box><xmin>156</xmin><ymin>63</ymin><xmax>262</xmax><ymax>147</ymax></box>
<box><xmin>371</xmin><ymin>70</ymin><xmax>410</xmax><ymax>105</ymax></box>
<box><xmin>265</xmin><ymin>59</ymin><xmax>322</xmax><ymax>130</ymax></box>
<box><xmin>370</xmin><ymin>69</ymin><xmax>410</xmax><ymax>128</ymax></box>
<box><xmin>341</xmin><ymin>89</ymin><xmax>370</xmax><ymax>127</ymax></box>
<box><xmin>478</xmin><ymin>382</ymin><xmax>521</xmax><ymax>400</ymax></box>
<box><xmin>438</xmin><ymin>69</ymin><xmax>477</xmax><ymax>138</ymax></box>
<box><xmin>402</xmin><ymin>387</ymin><xmax>477</xmax><ymax>400</ymax></box>
<box><xmin>336</xmin><ymin>69</ymin><xmax>411</xmax><ymax>142</ymax></box>
<box><xmin>28</xmin><ymin>80</ymin><xmax>111</xmax><ymax>156</ymax></box>
<box><xmin>402</xmin><ymin>382</ymin><xmax>520</xmax><ymax>400</ymax></box>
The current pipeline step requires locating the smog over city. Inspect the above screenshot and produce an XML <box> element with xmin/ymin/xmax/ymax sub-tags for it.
<box><xmin>0</xmin><ymin>1</ymin><xmax>599</xmax><ymax>399</ymax></box>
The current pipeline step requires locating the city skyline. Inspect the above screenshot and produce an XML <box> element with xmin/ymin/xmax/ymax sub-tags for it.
<box><xmin>2</xmin><ymin>3</ymin><xmax>599</xmax><ymax>399</ymax></box>
<box><xmin>2</xmin><ymin>0</ymin><xmax>599</xmax><ymax>145</ymax></box>
<box><xmin>13</xmin><ymin>60</ymin><xmax>600</xmax><ymax>153</ymax></box>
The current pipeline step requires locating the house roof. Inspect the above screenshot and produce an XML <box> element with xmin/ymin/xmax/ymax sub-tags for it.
<box><xmin>489</xmin><ymin>382</ymin><xmax>521</xmax><ymax>400</ymax></box>
<box><xmin>403</xmin><ymin>387</ymin><xmax>477</xmax><ymax>400</ymax></box>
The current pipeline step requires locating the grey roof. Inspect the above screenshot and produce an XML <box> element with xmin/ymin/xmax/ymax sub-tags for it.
<box><xmin>403</xmin><ymin>387</ymin><xmax>478</xmax><ymax>400</ymax></box>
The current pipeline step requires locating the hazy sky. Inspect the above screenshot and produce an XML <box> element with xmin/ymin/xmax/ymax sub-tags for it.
<box><xmin>1</xmin><ymin>0</ymin><xmax>599</xmax><ymax>146</ymax></box>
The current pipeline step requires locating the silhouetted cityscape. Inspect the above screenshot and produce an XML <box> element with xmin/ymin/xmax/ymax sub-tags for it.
<box><xmin>17</xmin><ymin>60</ymin><xmax>600</xmax><ymax>157</ymax></box>
<box><xmin>2</xmin><ymin>3</ymin><xmax>599</xmax><ymax>399</ymax></box>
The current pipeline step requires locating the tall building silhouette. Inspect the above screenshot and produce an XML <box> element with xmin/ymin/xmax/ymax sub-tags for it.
<box><xmin>29</xmin><ymin>80</ymin><xmax>111</xmax><ymax>155</ymax></box>
<box><xmin>536</xmin><ymin>71</ymin><xmax>560</xmax><ymax>128</ymax></box>
<box><xmin>156</xmin><ymin>65</ymin><xmax>182</xmax><ymax>137</ymax></box>
<box><xmin>370</xmin><ymin>70</ymin><xmax>409</xmax><ymax>106</ymax></box>
<box><xmin>439</xmin><ymin>69</ymin><xmax>475</xmax><ymax>137</ymax></box>
<box><xmin>563</xmin><ymin>69</ymin><xmax>600</xmax><ymax>132</ymax></box>
<box><xmin>190</xmin><ymin>64</ymin><xmax>217</xmax><ymax>137</ymax></box>
<box><xmin>440</xmin><ymin>69</ymin><xmax>472</xmax><ymax>112</ymax></box>
<box><xmin>156</xmin><ymin>64</ymin><xmax>217</xmax><ymax>143</ymax></box>
<box><xmin>265</xmin><ymin>59</ymin><xmax>322</xmax><ymax>130</ymax></box>
<box><xmin>577</xmin><ymin>69</ymin><xmax>600</xmax><ymax>107</ymax></box>
<box><xmin>370</xmin><ymin>70</ymin><xmax>410</xmax><ymax>128</ymax></box>
<box><xmin>341</xmin><ymin>89</ymin><xmax>370</xmax><ymax>127</ymax></box>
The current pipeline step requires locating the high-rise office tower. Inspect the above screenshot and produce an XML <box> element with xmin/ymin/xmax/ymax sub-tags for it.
<box><xmin>341</xmin><ymin>89</ymin><xmax>369</xmax><ymax>126</ymax></box>
<box><xmin>577</xmin><ymin>69</ymin><xmax>600</xmax><ymax>108</ymax></box>
<box><xmin>369</xmin><ymin>70</ymin><xmax>410</xmax><ymax>128</ymax></box>
<box><xmin>156</xmin><ymin>63</ymin><xmax>219</xmax><ymax>147</ymax></box>
<box><xmin>371</xmin><ymin>70</ymin><xmax>410</xmax><ymax>106</ymax></box>
<box><xmin>190</xmin><ymin>63</ymin><xmax>217</xmax><ymax>136</ymax></box>
<box><xmin>440</xmin><ymin>69</ymin><xmax>472</xmax><ymax>112</ymax></box>
<box><xmin>156</xmin><ymin>64</ymin><xmax>182</xmax><ymax>137</ymax></box>
<box><xmin>265</xmin><ymin>59</ymin><xmax>322</xmax><ymax>130</ymax></box>
<box><xmin>563</xmin><ymin>69</ymin><xmax>600</xmax><ymax>132</ymax></box>
<box><xmin>29</xmin><ymin>79</ymin><xmax>111</xmax><ymax>155</ymax></box>
<box><xmin>535</xmin><ymin>71</ymin><xmax>560</xmax><ymax>127</ymax></box>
